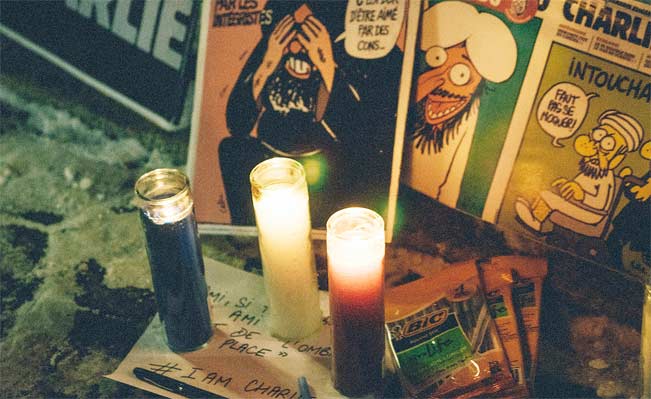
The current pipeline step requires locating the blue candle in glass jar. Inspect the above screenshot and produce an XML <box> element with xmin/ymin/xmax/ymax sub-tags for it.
<box><xmin>135</xmin><ymin>168</ymin><xmax>213</xmax><ymax>352</ymax></box>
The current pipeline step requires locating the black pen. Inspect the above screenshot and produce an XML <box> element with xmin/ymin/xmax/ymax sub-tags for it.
<box><xmin>133</xmin><ymin>367</ymin><xmax>228</xmax><ymax>399</ymax></box>
<box><xmin>297</xmin><ymin>376</ymin><xmax>311</xmax><ymax>399</ymax></box>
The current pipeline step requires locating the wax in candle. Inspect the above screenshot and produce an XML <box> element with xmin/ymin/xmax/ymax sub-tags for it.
<box><xmin>250</xmin><ymin>158</ymin><xmax>321</xmax><ymax>340</ymax></box>
<box><xmin>136</xmin><ymin>169</ymin><xmax>213</xmax><ymax>352</ymax></box>
<box><xmin>327</xmin><ymin>207</ymin><xmax>385</xmax><ymax>397</ymax></box>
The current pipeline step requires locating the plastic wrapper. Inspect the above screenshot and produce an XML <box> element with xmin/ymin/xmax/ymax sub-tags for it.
<box><xmin>478</xmin><ymin>256</ymin><xmax>548</xmax><ymax>388</ymax></box>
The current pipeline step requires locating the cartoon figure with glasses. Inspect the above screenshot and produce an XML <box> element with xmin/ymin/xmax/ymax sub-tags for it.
<box><xmin>403</xmin><ymin>1</ymin><xmax>517</xmax><ymax>207</ymax></box>
<box><xmin>515</xmin><ymin>110</ymin><xmax>645</xmax><ymax>234</ymax></box>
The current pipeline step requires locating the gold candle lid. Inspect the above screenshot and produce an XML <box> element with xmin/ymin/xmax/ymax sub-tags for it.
<box><xmin>135</xmin><ymin>168</ymin><xmax>193</xmax><ymax>224</ymax></box>
<box><xmin>249</xmin><ymin>157</ymin><xmax>307</xmax><ymax>200</ymax></box>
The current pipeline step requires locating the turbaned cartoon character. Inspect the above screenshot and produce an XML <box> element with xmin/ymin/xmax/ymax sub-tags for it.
<box><xmin>516</xmin><ymin>110</ymin><xmax>645</xmax><ymax>233</ymax></box>
<box><xmin>403</xmin><ymin>0</ymin><xmax>517</xmax><ymax>207</ymax></box>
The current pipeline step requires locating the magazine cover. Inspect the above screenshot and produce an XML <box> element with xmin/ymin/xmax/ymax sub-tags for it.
<box><xmin>400</xmin><ymin>0</ymin><xmax>649</xmax><ymax>279</ymax></box>
<box><xmin>487</xmin><ymin>0</ymin><xmax>651</xmax><ymax>281</ymax></box>
<box><xmin>400</xmin><ymin>0</ymin><xmax>541</xmax><ymax>211</ymax></box>
<box><xmin>188</xmin><ymin>0</ymin><xmax>420</xmax><ymax>240</ymax></box>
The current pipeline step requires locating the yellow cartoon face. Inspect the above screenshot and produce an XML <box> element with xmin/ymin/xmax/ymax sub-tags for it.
<box><xmin>640</xmin><ymin>141</ymin><xmax>651</xmax><ymax>160</ymax></box>
<box><xmin>415</xmin><ymin>43</ymin><xmax>482</xmax><ymax>127</ymax></box>
<box><xmin>574</xmin><ymin>124</ymin><xmax>628</xmax><ymax>175</ymax></box>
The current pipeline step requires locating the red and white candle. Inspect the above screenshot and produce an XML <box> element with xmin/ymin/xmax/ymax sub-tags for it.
<box><xmin>326</xmin><ymin>207</ymin><xmax>385</xmax><ymax>396</ymax></box>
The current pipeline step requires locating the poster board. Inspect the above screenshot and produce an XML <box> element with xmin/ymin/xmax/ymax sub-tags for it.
<box><xmin>187</xmin><ymin>0</ymin><xmax>421</xmax><ymax>241</ymax></box>
<box><xmin>400</xmin><ymin>0</ymin><xmax>650</xmax><ymax>282</ymax></box>
<box><xmin>0</xmin><ymin>0</ymin><xmax>199</xmax><ymax>131</ymax></box>
<box><xmin>107</xmin><ymin>257</ymin><xmax>342</xmax><ymax>398</ymax></box>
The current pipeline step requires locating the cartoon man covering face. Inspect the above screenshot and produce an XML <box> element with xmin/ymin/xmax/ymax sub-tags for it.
<box><xmin>221</xmin><ymin>2</ymin><xmax>397</xmax><ymax>225</ymax></box>
<box><xmin>403</xmin><ymin>1</ymin><xmax>517</xmax><ymax>206</ymax></box>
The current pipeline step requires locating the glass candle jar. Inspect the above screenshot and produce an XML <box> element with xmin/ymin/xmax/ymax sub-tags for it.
<box><xmin>135</xmin><ymin>168</ymin><xmax>213</xmax><ymax>352</ymax></box>
<box><xmin>250</xmin><ymin>157</ymin><xmax>322</xmax><ymax>340</ymax></box>
<box><xmin>327</xmin><ymin>207</ymin><xmax>385</xmax><ymax>397</ymax></box>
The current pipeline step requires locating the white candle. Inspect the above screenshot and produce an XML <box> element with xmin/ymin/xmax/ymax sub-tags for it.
<box><xmin>250</xmin><ymin>158</ymin><xmax>321</xmax><ymax>340</ymax></box>
<box><xmin>327</xmin><ymin>207</ymin><xmax>385</xmax><ymax>396</ymax></box>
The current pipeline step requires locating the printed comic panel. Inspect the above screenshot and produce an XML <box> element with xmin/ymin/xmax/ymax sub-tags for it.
<box><xmin>192</xmin><ymin>0</ymin><xmax>410</xmax><ymax>228</ymax></box>
<box><xmin>500</xmin><ymin>42</ymin><xmax>650</xmax><ymax>280</ymax></box>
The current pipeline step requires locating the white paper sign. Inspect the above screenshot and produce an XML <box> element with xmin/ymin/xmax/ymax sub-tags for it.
<box><xmin>106</xmin><ymin>257</ymin><xmax>342</xmax><ymax>398</ymax></box>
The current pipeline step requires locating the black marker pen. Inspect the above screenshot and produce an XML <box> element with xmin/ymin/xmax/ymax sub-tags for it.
<box><xmin>133</xmin><ymin>367</ymin><xmax>228</xmax><ymax>399</ymax></box>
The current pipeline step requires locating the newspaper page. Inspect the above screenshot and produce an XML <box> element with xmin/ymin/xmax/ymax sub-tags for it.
<box><xmin>484</xmin><ymin>0</ymin><xmax>650</xmax><ymax>281</ymax></box>
<box><xmin>400</xmin><ymin>0</ymin><xmax>649</xmax><ymax>280</ymax></box>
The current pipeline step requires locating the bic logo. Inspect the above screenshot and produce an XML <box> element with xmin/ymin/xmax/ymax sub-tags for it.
<box><xmin>402</xmin><ymin>309</ymin><xmax>449</xmax><ymax>338</ymax></box>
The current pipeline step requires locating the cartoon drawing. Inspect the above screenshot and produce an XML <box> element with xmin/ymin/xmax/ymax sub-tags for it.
<box><xmin>515</xmin><ymin>110</ymin><xmax>645</xmax><ymax>237</ymax></box>
<box><xmin>403</xmin><ymin>0</ymin><xmax>517</xmax><ymax>207</ymax></box>
<box><xmin>219</xmin><ymin>1</ymin><xmax>403</xmax><ymax>225</ymax></box>
<box><xmin>226</xmin><ymin>4</ymin><xmax>345</xmax><ymax>156</ymax></box>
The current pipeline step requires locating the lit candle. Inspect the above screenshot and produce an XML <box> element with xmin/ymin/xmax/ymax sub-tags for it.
<box><xmin>250</xmin><ymin>158</ymin><xmax>322</xmax><ymax>340</ymax></box>
<box><xmin>135</xmin><ymin>169</ymin><xmax>213</xmax><ymax>352</ymax></box>
<box><xmin>641</xmin><ymin>284</ymin><xmax>651</xmax><ymax>397</ymax></box>
<box><xmin>327</xmin><ymin>207</ymin><xmax>385</xmax><ymax>396</ymax></box>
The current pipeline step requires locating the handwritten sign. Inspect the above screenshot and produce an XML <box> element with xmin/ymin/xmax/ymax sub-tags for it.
<box><xmin>107</xmin><ymin>257</ymin><xmax>341</xmax><ymax>398</ymax></box>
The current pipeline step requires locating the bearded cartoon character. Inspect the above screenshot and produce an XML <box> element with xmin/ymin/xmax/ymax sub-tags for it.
<box><xmin>403</xmin><ymin>1</ymin><xmax>517</xmax><ymax>207</ymax></box>
<box><xmin>226</xmin><ymin>3</ymin><xmax>346</xmax><ymax>157</ymax></box>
